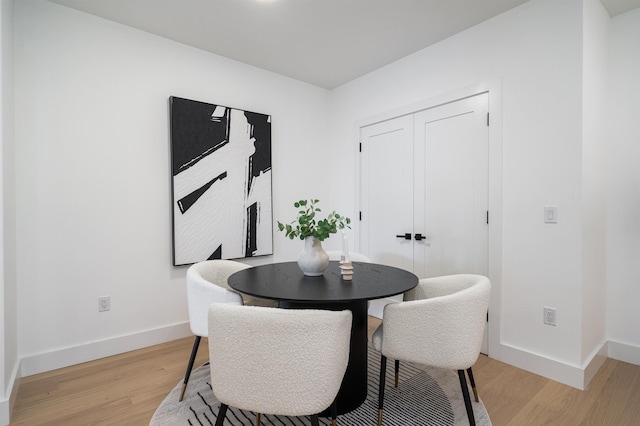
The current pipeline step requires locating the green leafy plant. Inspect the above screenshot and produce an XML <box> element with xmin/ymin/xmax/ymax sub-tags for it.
<box><xmin>277</xmin><ymin>199</ymin><xmax>351</xmax><ymax>241</ymax></box>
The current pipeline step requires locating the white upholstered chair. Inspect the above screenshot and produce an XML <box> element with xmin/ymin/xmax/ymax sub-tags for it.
<box><xmin>372</xmin><ymin>274</ymin><xmax>491</xmax><ymax>426</ymax></box>
<box><xmin>208</xmin><ymin>303</ymin><xmax>352</xmax><ymax>426</ymax></box>
<box><xmin>179</xmin><ymin>260</ymin><xmax>276</xmax><ymax>401</ymax></box>
<box><xmin>326</xmin><ymin>250</ymin><xmax>371</xmax><ymax>263</ymax></box>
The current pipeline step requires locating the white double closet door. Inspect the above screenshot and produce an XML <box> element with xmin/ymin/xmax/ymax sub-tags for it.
<box><xmin>360</xmin><ymin>93</ymin><xmax>489</xmax><ymax>350</ymax></box>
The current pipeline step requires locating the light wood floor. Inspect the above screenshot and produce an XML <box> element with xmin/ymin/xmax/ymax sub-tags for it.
<box><xmin>10</xmin><ymin>317</ymin><xmax>640</xmax><ymax>425</ymax></box>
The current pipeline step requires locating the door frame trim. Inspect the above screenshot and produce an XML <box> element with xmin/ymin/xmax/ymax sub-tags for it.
<box><xmin>354</xmin><ymin>79</ymin><xmax>503</xmax><ymax>359</ymax></box>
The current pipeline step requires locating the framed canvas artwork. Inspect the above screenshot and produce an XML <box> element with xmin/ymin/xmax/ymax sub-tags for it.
<box><xmin>169</xmin><ymin>96</ymin><xmax>273</xmax><ymax>266</ymax></box>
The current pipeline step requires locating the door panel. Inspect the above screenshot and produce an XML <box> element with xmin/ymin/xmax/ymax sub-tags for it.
<box><xmin>413</xmin><ymin>94</ymin><xmax>489</xmax><ymax>278</ymax></box>
<box><xmin>359</xmin><ymin>93</ymin><xmax>489</xmax><ymax>352</ymax></box>
<box><xmin>359</xmin><ymin>115</ymin><xmax>414</xmax><ymax>273</ymax></box>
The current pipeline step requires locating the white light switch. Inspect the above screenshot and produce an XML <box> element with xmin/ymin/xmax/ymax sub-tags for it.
<box><xmin>544</xmin><ymin>206</ymin><xmax>558</xmax><ymax>224</ymax></box>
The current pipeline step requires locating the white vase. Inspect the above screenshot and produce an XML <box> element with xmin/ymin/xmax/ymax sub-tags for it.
<box><xmin>297</xmin><ymin>236</ymin><xmax>330</xmax><ymax>276</ymax></box>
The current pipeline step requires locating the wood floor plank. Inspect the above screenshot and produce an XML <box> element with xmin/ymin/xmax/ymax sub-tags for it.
<box><xmin>10</xmin><ymin>320</ymin><xmax>640</xmax><ymax>425</ymax></box>
<box><xmin>473</xmin><ymin>356</ymin><xmax>549</xmax><ymax>425</ymax></box>
<box><xmin>582</xmin><ymin>359</ymin><xmax>640</xmax><ymax>426</ymax></box>
<box><xmin>11</xmin><ymin>336</ymin><xmax>209</xmax><ymax>426</ymax></box>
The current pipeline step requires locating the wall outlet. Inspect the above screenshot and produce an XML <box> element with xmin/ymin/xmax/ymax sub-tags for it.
<box><xmin>544</xmin><ymin>206</ymin><xmax>558</xmax><ymax>223</ymax></box>
<box><xmin>99</xmin><ymin>296</ymin><xmax>111</xmax><ymax>312</ymax></box>
<box><xmin>543</xmin><ymin>307</ymin><xmax>556</xmax><ymax>326</ymax></box>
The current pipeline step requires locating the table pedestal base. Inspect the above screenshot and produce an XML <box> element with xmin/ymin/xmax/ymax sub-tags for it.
<box><xmin>278</xmin><ymin>299</ymin><xmax>368</xmax><ymax>415</ymax></box>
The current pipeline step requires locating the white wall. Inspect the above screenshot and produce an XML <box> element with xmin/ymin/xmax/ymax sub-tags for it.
<box><xmin>606</xmin><ymin>7</ymin><xmax>640</xmax><ymax>365</ymax></box>
<box><xmin>13</xmin><ymin>0</ymin><xmax>332</xmax><ymax>375</ymax></box>
<box><xmin>0</xmin><ymin>0</ymin><xmax>17</xmax><ymax>423</ymax></box>
<box><xmin>330</xmin><ymin>0</ymin><xmax>588</xmax><ymax>381</ymax></box>
<box><xmin>580</xmin><ymin>0</ymin><xmax>608</xmax><ymax>368</ymax></box>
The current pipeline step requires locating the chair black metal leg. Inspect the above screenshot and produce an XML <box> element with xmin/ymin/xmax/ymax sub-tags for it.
<box><xmin>331</xmin><ymin>399</ymin><xmax>337</xmax><ymax>426</ymax></box>
<box><xmin>310</xmin><ymin>414</ymin><xmax>320</xmax><ymax>426</ymax></box>
<box><xmin>215</xmin><ymin>403</ymin><xmax>228</xmax><ymax>426</ymax></box>
<box><xmin>378</xmin><ymin>355</ymin><xmax>387</xmax><ymax>426</ymax></box>
<box><xmin>466</xmin><ymin>367</ymin><xmax>479</xmax><ymax>402</ymax></box>
<box><xmin>458</xmin><ymin>370</ymin><xmax>476</xmax><ymax>425</ymax></box>
<box><xmin>179</xmin><ymin>336</ymin><xmax>202</xmax><ymax>401</ymax></box>
<box><xmin>394</xmin><ymin>360</ymin><xmax>400</xmax><ymax>387</ymax></box>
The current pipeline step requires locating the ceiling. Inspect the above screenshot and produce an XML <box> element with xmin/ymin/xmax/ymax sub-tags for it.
<box><xmin>48</xmin><ymin>0</ymin><xmax>640</xmax><ymax>89</ymax></box>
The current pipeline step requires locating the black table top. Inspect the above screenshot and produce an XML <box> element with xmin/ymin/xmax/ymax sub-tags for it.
<box><xmin>228</xmin><ymin>261</ymin><xmax>418</xmax><ymax>303</ymax></box>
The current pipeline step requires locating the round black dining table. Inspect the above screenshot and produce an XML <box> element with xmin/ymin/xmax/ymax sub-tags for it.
<box><xmin>228</xmin><ymin>260</ymin><xmax>418</xmax><ymax>415</ymax></box>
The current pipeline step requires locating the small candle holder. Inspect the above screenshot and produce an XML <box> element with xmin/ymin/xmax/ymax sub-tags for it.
<box><xmin>340</xmin><ymin>231</ymin><xmax>354</xmax><ymax>280</ymax></box>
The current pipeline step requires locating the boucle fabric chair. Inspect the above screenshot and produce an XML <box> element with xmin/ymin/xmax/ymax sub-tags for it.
<box><xmin>208</xmin><ymin>303</ymin><xmax>352</xmax><ymax>426</ymax></box>
<box><xmin>179</xmin><ymin>260</ymin><xmax>276</xmax><ymax>401</ymax></box>
<box><xmin>372</xmin><ymin>274</ymin><xmax>491</xmax><ymax>426</ymax></box>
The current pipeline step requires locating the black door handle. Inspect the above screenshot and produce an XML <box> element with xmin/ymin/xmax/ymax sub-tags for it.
<box><xmin>396</xmin><ymin>233</ymin><xmax>411</xmax><ymax>240</ymax></box>
<box><xmin>415</xmin><ymin>233</ymin><xmax>426</xmax><ymax>241</ymax></box>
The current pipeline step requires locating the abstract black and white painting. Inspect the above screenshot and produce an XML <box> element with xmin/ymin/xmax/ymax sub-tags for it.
<box><xmin>170</xmin><ymin>96</ymin><xmax>273</xmax><ymax>266</ymax></box>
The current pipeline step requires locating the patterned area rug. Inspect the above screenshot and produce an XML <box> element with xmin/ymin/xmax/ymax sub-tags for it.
<box><xmin>151</xmin><ymin>349</ymin><xmax>491</xmax><ymax>425</ymax></box>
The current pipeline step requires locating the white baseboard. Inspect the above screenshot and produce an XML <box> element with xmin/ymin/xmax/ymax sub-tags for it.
<box><xmin>583</xmin><ymin>341</ymin><xmax>608</xmax><ymax>389</ymax></box>
<box><xmin>367</xmin><ymin>296</ymin><xmax>402</xmax><ymax>319</ymax></box>
<box><xmin>0</xmin><ymin>398</ymin><xmax>9</xmax><ymax>426</ymax></box>
<box><xmin>498</xmin><ymin>342</ymin><xmax>604</xmax><ymax>390</ymax></box>
<box><xmin>20</xmin><ymin>322</ymin><xmax>192</xmax><ymax>377</ymax></box>
<box><xmin>608</xmin><ymin>339</ymin><xmax>640</xmax><ymax>366</ymax></box>
<box><xmin>0</xmin><ymin>358</ymin><xmax>22</xmax><ymax>426</ymax></box>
